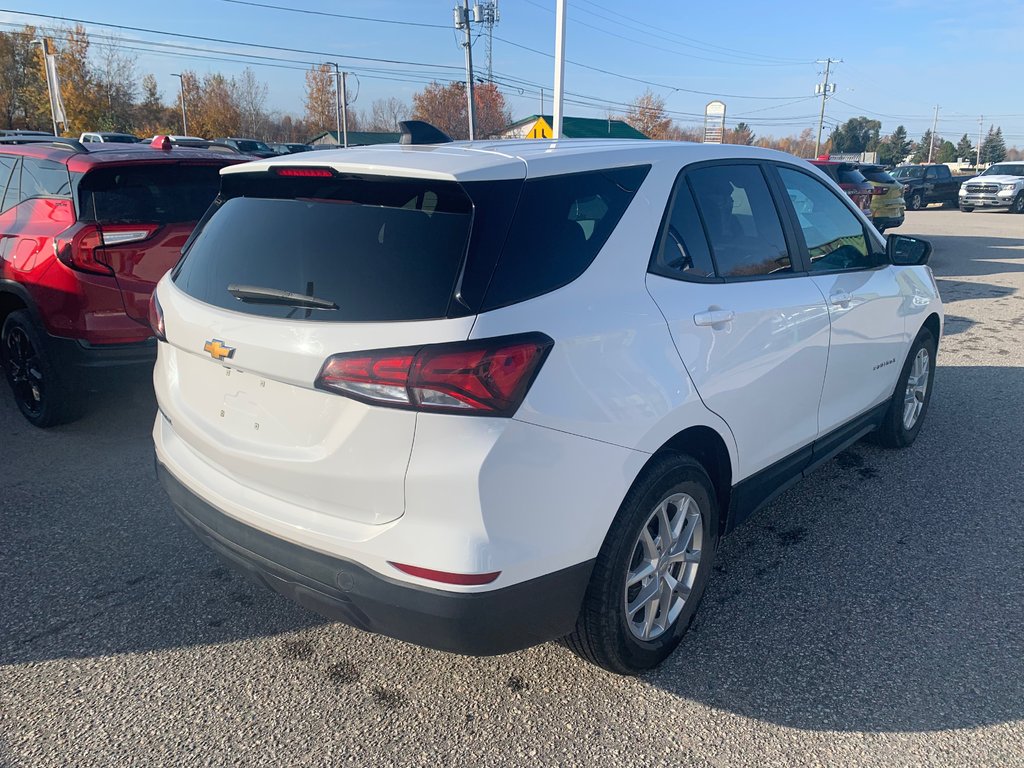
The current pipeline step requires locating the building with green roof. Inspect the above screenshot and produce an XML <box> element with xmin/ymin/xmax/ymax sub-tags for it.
<box><xmin>497</xmin><ymin>115</ymin><xmax>649</xmax><ymax>140</ymax></box>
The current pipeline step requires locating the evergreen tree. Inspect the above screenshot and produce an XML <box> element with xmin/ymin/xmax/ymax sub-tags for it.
<box><xmin>911</xmin><ymin>129</ymin><xmax>935</xmax><ymax>163</ymax></box>
<box><xmin>980</xmin><ymin>125</ymin><xmax>1006</xmax><ymax>164</ymax></box>
<box><xmin>955</xmin><ymin>133</ymin><xmax>974</xmax><ymax>161</ymax></box>
<box><xmin>935</xmin><ymin>140</ymin><xmax>957</xmax><ymax>164</ymax></box>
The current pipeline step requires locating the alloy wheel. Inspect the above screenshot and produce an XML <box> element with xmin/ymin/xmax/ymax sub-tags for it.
<box><xmin>624</xmin><ymin>492</ymin><xmax>703</xmax><ymax>641</ymax></box>
<box><xmin>4</xmin><ymin>326</ymin><xmax>44</xmax><ymax>417</ymax></box>
<box><xmin>903</xmin><ymin>347</ymin><xmax>930</xmax><ymax>430</ymax></box>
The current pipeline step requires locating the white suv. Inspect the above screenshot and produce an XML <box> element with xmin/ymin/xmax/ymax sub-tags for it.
<box><xmin>151</xmin><ymin>139</ymin><xmax>942</xmax><ymax>674</ymax></box>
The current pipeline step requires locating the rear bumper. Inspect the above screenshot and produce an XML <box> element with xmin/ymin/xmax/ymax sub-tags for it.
<box><xmin>156</xmin><ymin>460</ymin><xmax>594</xmax><ymax>655</ymax></box>
<box><xmin>48</xmin><ymin>334</ymin><xmax>156</xmax><ymax>375</ymax></box>
<box><xmin>873</xmin><ymin>213</ymin><xmax>905</xmax><ymax>230</ymax></box>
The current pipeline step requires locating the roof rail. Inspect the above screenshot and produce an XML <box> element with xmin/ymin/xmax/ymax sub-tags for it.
<box><xmin>0</xmin><ymin>136</ymin><xmax>89</xmax><ymax>153</ymax></box>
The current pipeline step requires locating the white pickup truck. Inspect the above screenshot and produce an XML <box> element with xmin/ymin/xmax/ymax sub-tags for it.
<box><xmin>959</xmin><ymin>162</ymin><xmax>1024</xmax><ymax>213</ymax></box>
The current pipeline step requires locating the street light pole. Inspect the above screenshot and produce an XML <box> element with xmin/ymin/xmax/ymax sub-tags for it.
<box><xmin>32</xmin><ymin>40</ymin><xmax>59</xmax><ymax>136</ymax></box>
<box><xmin>552</xmin><ymin>0</ymin><xmax>567</xmax><ymax>139</ymax></box>
<box><xmin>927</xmin><ymin>105</ymin><xmax>939</xmax><ymax>164</ymax></box>
<box><xmin>171</xmin><ymin>73</ymin><xmax>187</xmax><ymax>136</ymax></box>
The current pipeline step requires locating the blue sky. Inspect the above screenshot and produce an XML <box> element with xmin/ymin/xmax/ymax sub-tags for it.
<box><xmin>5</xmin><ymin>1</ymin><xmax>1024</xmax><ymax>145</ymax></box>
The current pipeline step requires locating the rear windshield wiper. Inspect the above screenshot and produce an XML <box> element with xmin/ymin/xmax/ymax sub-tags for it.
<box><xmin>227</xmin><ymin>284</ymin><xmax>338</xmax><ymax>309</ymax></box>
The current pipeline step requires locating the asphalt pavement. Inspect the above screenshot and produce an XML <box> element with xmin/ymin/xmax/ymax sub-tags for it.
<box><xmin>1</xmin><ymin>208</ymin><xmax>1022</xmax><ymax>767</ymax></box>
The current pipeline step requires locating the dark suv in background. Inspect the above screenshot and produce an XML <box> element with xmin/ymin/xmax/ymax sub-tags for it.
<box><xmin>0</xmin><ymin>136</ymin><xmax>243</xmax><ymax>426</ymax></box>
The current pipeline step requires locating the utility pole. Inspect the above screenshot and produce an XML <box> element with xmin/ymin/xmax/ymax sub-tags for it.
<box><xmin>329</xmin><ymin>63</ymin><xmax>344</xmax><ymax>148</ymax></box>
<box><xmin>927</xmin><ymin>105</ymin><xmax>939</xmax><ymax>163</ymax></box>
<box><xmin>476</xmin><ymin>1</ymin><xmax>500</xmax><ymax>82</ymax></box>
<box><xmin>171</xmin><ymin>73</ymin><xmax>187</xmax><ymax>136</ymax></box>
<box><xmin>977</xmin><ymin>115</ymin><xmax>984</xmax><ymax>168</ymax></box>
<box><xmin>813</xmin><ymin>58</ymin><xmax>840</xmax><ymax>158</ymax></box>
<box><xmin>32</xmin><ymin>40</ymin><xmax>58</xmax><ymax>136</ymax></box>
<box><xmin>341</xmin><ymin>71</ymin><xmax>349</xmax><ymax>149</ymax></box>
<box><xmin>454</xmin><ymin>2</ymin><xmax>477</xmax><ymax>140</ymax></box>
<box><xmin>552</xmin><ymin>0</ymin><xmax>567</xmax><ymax>139</ymax></box>
<box><xmin>540</xmin><ymin>86</ymin><xmax>544</xmax><ymax>116</ymax></box>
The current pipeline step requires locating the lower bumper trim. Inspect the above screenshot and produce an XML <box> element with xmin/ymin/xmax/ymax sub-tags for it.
<box><xmin>156</xmin><ymin>461</ymin><xmax>594</xmax><ymax>655</ymax></box>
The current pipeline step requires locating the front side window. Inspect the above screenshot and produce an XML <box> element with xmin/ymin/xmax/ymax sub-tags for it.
<box><xmin>688</xmin><ymin>164</ymin><xmax>791</xmax><ymax>278</ymax></box>
<box><xmin>778</xmin><ymin>166</ymin><xmax>877</xmax><ymax>272</ymax></box>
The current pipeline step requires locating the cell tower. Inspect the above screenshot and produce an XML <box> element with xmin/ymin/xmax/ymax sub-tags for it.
<box><xmin>477</xmin><ymin>1</ymin><xmax>499</xmax><ymax>82</ymax></box>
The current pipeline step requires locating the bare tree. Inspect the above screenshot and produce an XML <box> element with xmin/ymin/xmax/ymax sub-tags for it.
<box><xmin>368</xmin><ymin>96</ymin><xmax>409</xmax><ymax>132</ymax></box>
<box><xmin>236</xmin><ymin>66</ymin><xmax>268</xmax><ymax>138</ymax></box>
<box><xmin>622</xmin><ymin>89</ymin><xmax>672</xmax><ymax>139</ymax></box>
<box><xmin>93</xmin><ymin>33</ymin><xmax>137</xmax><ymax>131</ymax></box>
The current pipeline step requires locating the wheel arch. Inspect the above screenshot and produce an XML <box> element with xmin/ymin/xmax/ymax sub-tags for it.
<box><xmin>650</xmin><ymin>425</ymin><xmax>734</xmax><ymax>535</ymax></box>
<box><xmin>0</xmin><ymin>281</ymin><xmax>41</xmax><ymax>330</ymax></box>
<box><xmin>921</xmin><ymin>312</ymin><xmax>941</xmax><ymax>347</ymax></box>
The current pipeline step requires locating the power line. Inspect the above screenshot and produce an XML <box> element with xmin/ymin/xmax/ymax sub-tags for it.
<box><xmin>0</xmin><ymin>9</ymin><xmax>465</xmax><ymax>71</ymax></box>
<box><xmin>220</xmin><ymin>0</ymin><xmax>450</xmax><ymax>30</ymax></box>
<box><xmin>492</xmin><ymin>35</ymin><xmax>808</xmax><ymax>100</ymax></box>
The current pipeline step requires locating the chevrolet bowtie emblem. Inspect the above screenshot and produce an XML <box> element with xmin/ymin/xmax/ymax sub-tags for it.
<box><xmin>204</xmin><ymin>339</ymin><xmax>235</xmax><ymax>361</ymax></box>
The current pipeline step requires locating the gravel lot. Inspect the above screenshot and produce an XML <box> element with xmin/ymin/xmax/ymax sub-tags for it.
<box><xmin>1</xmin><ymin>208</ymin><xmax>1022</xmax><ymax>767</ymax></box>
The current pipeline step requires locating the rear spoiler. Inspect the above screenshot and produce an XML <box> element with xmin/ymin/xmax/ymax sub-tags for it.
<box><xmin>399</xmin><ymin>121</ymin><xmax>453</xmax><ymax>146</ymax></box>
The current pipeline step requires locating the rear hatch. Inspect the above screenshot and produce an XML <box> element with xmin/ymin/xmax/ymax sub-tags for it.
<box><xmin>77</xmin><ymin>162</ymin><xmax>228</xmax><ymax>323</ymax></box>
<box><xmin>158</xmin><ymin>167</ymin><xmax>507</xmax><ymax>525</ymax></box>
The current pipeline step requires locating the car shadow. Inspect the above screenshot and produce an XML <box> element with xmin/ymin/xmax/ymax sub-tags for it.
<box><xmin>643</xmin><ymin>363</ymin><xmax>1024</xmax><ymax>732</ymax></box>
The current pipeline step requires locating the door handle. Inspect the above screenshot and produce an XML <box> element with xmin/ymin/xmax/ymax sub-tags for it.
<box><xmin>693</xmin><ymin>309</ymin><xmax>735</xmax><ymax>327</ymax></box>
<box><xmin>829</xmin><ymin>291</ymin><xmax>853</xmax><ymax>307</ymax></box>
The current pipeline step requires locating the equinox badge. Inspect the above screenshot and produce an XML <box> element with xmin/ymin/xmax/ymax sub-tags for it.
<box><xmin>204</xmin><ymin>339</ymin><xmax>235</xmax><ymax>361</ymax></box>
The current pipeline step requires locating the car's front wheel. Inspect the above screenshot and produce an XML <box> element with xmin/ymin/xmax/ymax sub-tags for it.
<box><xmin>960</xmin><ymin>206</ymin><xmax>974</xmax><ymax>213</ymax></box>
<box><xmin>873</xmin><ymin>326</ymin><xmax>937</xmax><ymax>448</ymax></box>
<box><xmin>564</xmin><ymin>453</ymin><xmax>718</xmax><ymax>674</ymax></box>
<box><xmin>1</xmin><ymin>310</ymin><xmax>80</xmax><ymax>427</ymax></box>
<box><xmin>1012</xmin><ymin>193</ymin><xmax>1024</xmax><ymax>214</ymax></box>
<box><xmin>908</xmin><ymin>192</ymin><xmax>925</xmax><ymax>211</ymax></box>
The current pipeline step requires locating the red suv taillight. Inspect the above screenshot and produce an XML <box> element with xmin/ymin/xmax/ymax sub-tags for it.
<box><xmin>315</xmin><ymin>333</ymin><xmax>553</xmax><ymax>416</ymax></box>
<box><xmin>148</xmin><ymin>291</ymin><xmax>166</xmax><ymax>341</ymax></box>
<box><xmin>54</xmin><ymin>223</ymin><xmax>159</xmax><ymax>275</ymax></box>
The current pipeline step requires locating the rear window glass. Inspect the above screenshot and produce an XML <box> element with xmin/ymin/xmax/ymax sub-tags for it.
<box><xmin>860</xmin><ymin>168</ymin><xmax>895</xmax><ymax>184</ymax></box>
<box><xmin>837</xmin><ymin>167</ymin><xmax>867</xmax><ymax>185</ymax></box>
<box><xmin>173</xmin><ymin>173</ymin><xmax>474</xmax><ymax>322</ymax></box>
<box><xmin>79</xmin><ymin>164</ymin><xmax>223</xmax><ymax>224</ymax></box>
<box><xmin>480</xmin><ymin>165</ymin><xmax>649</xmax><ymax>310</ymax></box>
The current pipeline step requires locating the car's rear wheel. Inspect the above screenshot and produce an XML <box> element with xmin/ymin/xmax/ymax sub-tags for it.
<box><xmin>564</xmin><ymin>453</ymin><xmax>718</xmax><ymax>675</ymax></box>
<box><xmin>1</xmin><ymin>310</ymin><xmax>80</xmax><ymax>427</ymax></box>
<box><xmin>872</xmin><ymin>326</ymin><xmax>937</xmax><ymax>449</ymax></box>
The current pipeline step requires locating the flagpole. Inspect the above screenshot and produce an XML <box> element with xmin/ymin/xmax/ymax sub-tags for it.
<box><xmin>32</xmin><ymin>39</ymin><xmax>59</xmax><ymax>136</ymax></box>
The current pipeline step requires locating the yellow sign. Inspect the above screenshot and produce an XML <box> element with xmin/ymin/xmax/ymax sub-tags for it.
<box><xmin>204</xmin><ymin>339</ymin><xmax>236</xmax><ymax>361</ymax></box>
<box><xmin>526</xmin><ymin>117</ymin><xmax>553</xmax><ymax>139</ymax></box>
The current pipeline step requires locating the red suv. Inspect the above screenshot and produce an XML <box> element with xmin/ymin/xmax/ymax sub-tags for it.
<box><xmin>0</xmin><ymin>136</ymin><xmax>244</xmax><ymax>426</ymax></box>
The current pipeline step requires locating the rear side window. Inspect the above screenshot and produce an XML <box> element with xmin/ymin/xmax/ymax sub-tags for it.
<box><xmin>21</xmin><ymin>158</ymin><xmax>71</xmax><ymax>199</ymax></box>
<box><xmin>174</xmin><ymin>173</ymin><xmax>474</xmax><ymax>322</ymax></box>
<box><xmin>650</xmin><ymin>178</ymin><xmax>715</xmax><ymax>279</ymax></box>
<box><xmin>0</xmin><ymin>155</ymin><xmax>17</xmax><ymax>211</ymax></box>
<box><xmin>79</xmin><ymin>164</ymin><xmax>223</xmax><ymax>224</ymax></box>
<box><xmin>688</xmin><ymin>164</ymin><xmax>791</xmax><ymax>278</ymax></box>
<box><xmin>480</xmin><ymin>165</ymin><xmax>650</xmax><ymax>310</ymax></box>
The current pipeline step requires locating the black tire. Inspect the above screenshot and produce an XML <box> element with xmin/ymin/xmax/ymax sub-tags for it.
<box><xmin>872</xmin><ymin>326</ymin><xmax>937</xmax><ymax>449</ymax></box>
<box><xmin>908</xmin><ymin>192</ymin><xmax>925</xmax><ymax>211</ymax></box>
<box><xmin>1013</xmin><ymin>193</ymin><xmax>1024</xmax><ymax>214</ymax></box>
<box><xmin>1</xmin><ymin>309</ymin><xmax>81</xmax><ymax>427</ymax></box>
<box><xmin>960</xmin><ymin>206</ymin><xmax>974</xmax><ymax>213</ymax></box>
<box><xmin>564</xmin><ymin>453</ymin><xmax>719</xmax><ymax>675</ymax></box>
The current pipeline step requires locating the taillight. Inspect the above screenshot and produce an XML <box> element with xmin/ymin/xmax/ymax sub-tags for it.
<box><xmin>315</xmin><ymin>333</ymin><xmax>553</xmax><ymax>416</ymax></box>
<box><xmin>54</xmin><ymin>223</ymin><xmax>159</xmax><ymax>275</ymax></box>
<box><xmin>148</xmin><ymin>291</ymin><xmax>166</xmax><ymax>341</ymax></box>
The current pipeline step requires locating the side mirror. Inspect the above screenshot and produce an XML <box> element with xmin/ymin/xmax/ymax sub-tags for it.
<box><xmin>888</xmin><ymin>234</ymin><xmax>932</xmax><ymax>266</ymax></box>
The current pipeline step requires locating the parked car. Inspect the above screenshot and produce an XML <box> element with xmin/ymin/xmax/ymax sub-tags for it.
<box><xmin>856</xmin><ymin>164</ymin><xmax>905</xmax><ymax>232</ymax></box>
<box><xmin>0</xmin><ymin>130</ymin><xmax>55</xmax><ymax>138</ymax></box>
<box><xmin>958</xmin><ymin>162</ymin><xmax>1024</xmax><ymax>213</ymax></box>
<box><xmin>808</xmin><ymin>159</ymin><xmax>874</xmax><ymax>219</ymax></box>
<box><xmin>268</xmin><ymin>142</ymin><xmax>312</xmax><ymax>155</ymax></box>
<box><xmin>212</xmin><ymin>137</ymin><xmax>278</xmax><ymax>158</ymax></box>
<box><xmin>80</xmin><ymin>132</ymin><xmax>141</xmax><ymax>144</ymax></box>
<box><xmin>0</xmin><ymin>136</ymin><xmax>245</xmax><ymax>426</ymax></box>
<box><xmin>890</xmin><ymin>164</ymin><xmax>972</xmax><ymax>210</ymax></box>
<box><xmin>151</xmin><ymin>139</ymin><xmax>942</xmax><ymax>675</ymax></box>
